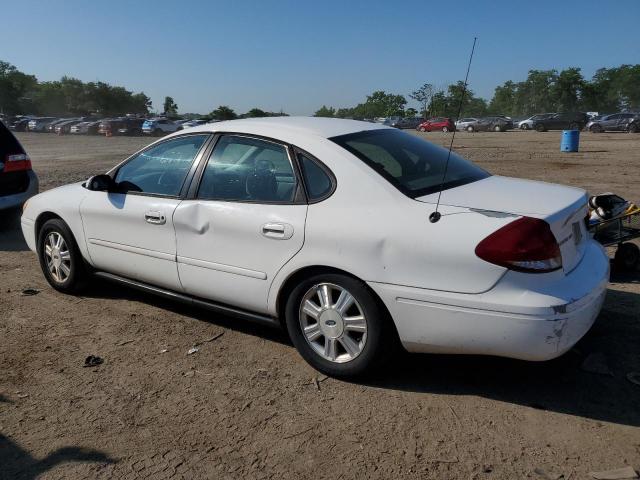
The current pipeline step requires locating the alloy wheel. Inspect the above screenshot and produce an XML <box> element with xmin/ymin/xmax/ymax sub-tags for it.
<box><xmin>44</xmin><ymin>232</ymin><xmax>71</xmax><ymax>283</ymax></box>
<box><xmin>298</xmin><ymin>283</ymin><xmax>367</xmax><ymax>363</ymax></box>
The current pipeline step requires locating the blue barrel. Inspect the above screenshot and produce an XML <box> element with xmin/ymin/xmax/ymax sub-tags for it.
<box><xmin>561</xmin><ymin>130</ymin><xmax>580</xmax><ymax>152</ymax></box>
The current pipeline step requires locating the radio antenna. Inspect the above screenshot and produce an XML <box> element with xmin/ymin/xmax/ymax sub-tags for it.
<box><xmin>429</xmin><ymin>37</ymin><xmax>477</xmax><ymax>224</ymax></box>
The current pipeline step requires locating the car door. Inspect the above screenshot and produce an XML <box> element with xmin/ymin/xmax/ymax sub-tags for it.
<box><xmin>80</xmin><ymin>133</ymin><xmax>211</xmax><ymax>290</ymax></box>
<box><xmin>601</xmin><ymin>114</ymin><xmax>618</xmax><ymax>131</ymax></box>
<box><xmin>173</xmin><ymin>134</ymin><xmax>307</xmax><ymax>314</ymax></box>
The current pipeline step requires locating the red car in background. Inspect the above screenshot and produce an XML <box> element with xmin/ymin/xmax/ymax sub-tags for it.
<box><xmin>417</xmin><ymin>117</ymin><xmax>455</xmax><ymax>132</ymax></box>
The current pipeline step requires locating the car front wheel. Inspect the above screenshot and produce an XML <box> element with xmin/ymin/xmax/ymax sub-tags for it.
<box><xmin>38</xmin><ymin>219</ymin><xmax>87</xmax><ymax>293</ymax></box>
<box><xmin>442</xmin><ymin>126</ymin><xmax>449</xmax><ymax>132</ymax></box>
<box><xmin>467</xmin><ymin>125</ymin><xmax>474</xmax><ymax>132</ymax></box>
<box><xmin>285</xmin><ymin>274</ymin><xmax>393</xmax><ymax>377</ymax></box>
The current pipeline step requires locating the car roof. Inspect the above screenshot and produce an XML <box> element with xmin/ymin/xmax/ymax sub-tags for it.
<box><xmin>182</xmin><ymin>116</ymin><xmax>390</xmax><ymax>140</ymax></box>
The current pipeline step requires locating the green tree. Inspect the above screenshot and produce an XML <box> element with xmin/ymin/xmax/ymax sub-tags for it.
<box><xmin>0</xmin><ymin>61</ymin><xmax>38</xmax><ymax>115</ymax></box>
<box><xmin>210</xmin><ymin>105</ymin><xmax>237</xmax><ymax>120</ymax></box>
<box><xmin>163</xmin><ymin>96</ymin><xmax>178</xmax><ymax>116</ymax></box>
<box><xmin>245</xmin><ymin>108</ymin><xmax>267</xmax><ymax>118</ymax></box>
<box><xmin>409</xmin><ymin>83</ymin><xmax>433</xmax><ymax>118</ymax></box>
<box><xmin>551</xmin><ymin>67</ymin><xmax>584</xmax><ymax>112</ymax></box>
<box><xmin>314</xmin><ymin>105</ymin><xmax>335</xmax><ymax>117</ymax></box>
<box><xmin>489</xmin><ymin>80</ymin><xmax>517</xmax><ymax>116</ymax></box>
<box><xmin>405</xmin><ymin>107</ymin><xmax>418</xmax><ymax>117</ymax></box>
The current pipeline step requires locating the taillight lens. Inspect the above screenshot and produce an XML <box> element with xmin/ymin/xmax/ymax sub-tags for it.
<box><xmin>475</xmin><ymin>217</ymin><xmax>562</xmax><ymax>273</ymax></box>
<box><xmin>4</xmin><ymin>153</ymin><xmax>32</xmax><ymax>172</ymax></box>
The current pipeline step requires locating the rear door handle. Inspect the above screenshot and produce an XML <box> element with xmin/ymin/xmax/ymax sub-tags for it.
<box><xmin>262</xmin><ymin>223</ymin><xmax>293</xmax><ymax>240</ymax></box>
<box><xmin>145</xmin><ymin>211</ymin><xmax>166</xmax><ymax>225</ymax></box>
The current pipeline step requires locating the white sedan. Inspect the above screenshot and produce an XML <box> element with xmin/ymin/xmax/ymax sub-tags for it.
<box><xmin>21</xmin><ymin>117</ymin><xmax>609</xmax><ymax>377</ymax></box>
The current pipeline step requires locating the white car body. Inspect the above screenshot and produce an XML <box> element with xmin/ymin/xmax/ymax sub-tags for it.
<box><xmin>21</xmin><ymin>117</ymin><xmax>608</xmax><ymax>363</ymax></box>
<box><xmin>142</xmin><ymin>118</ymin><xmax>180</xmax><ymax>135</ymax></box>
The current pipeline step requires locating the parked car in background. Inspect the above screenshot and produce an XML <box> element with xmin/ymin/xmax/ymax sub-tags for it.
<box><xmin>117</xmin><ymin>118</ymin><xmax>144</xmax><ymax>136</ymax></box>
<box><xmin>389</xmin><ymin>117</ymin><xmax>422</xmax><ymax>129</ymax></box>
<box><xmin>54</xmin><ymin>118</ymin><xmax>85</xmax><ymax>135</ymax></box>
<box><xmin>142</xmin><ymin>118</ymin><xmax>180</xmax><ymax>136</ymax></box>
<box><xmin>98</xmin><ymin>118</ymin><xmax>126</xmax><ymax>136</ymax></box>
<box><xmin>455</xmin><ymin>118</ymin><xmax>479</xmax><ymax>131</ymax></box>
<box><xmin>8</xmin><ymin>117</ymin><xmax>32</xmax><ymax>132</ymax></box>
<box><xmin>532</xmin><ymin>113</ymin><xmax>588</xmax><ymax>132</ymax></box>
<box><xmin>586</xmin><ymin>113</ymin><xmax>640</xmax><ymax>133</ymax></box>
<box><xmin>417</xmin><ymin>117</ymin><xmax>455</xmax><ymax>132</ymax></box>
<box><xmin>517</xmin><ymin>113</ymin><xmax>555</xmax><ymax>130</ymax></box>
<box><xmin>20</xmin><ymin>117</ymin><xmax>609</xmax><ymax>377</ymax></box>
<box><xmin>46</xmin><ymin>118</ymin><xmax>74</xmax><ymax>133</ymax></box>
<box><xmin>1</xmin><ymin>119</ymin><xmax>38</xmax><ymax>211</ymax></box>
<box><xmin>28</xmin><ymin>117</ymin><xmax>58</xmax><ymax>132</ymax></box>
<box><xmin>467</xmin><ymin>116</ymin><xmax>513</xmax><ymax>132</ymax></box>
<box><xmin>70</xmin><ymin>120</ymin><xmax>102</xmax><ymax>135</ymax></box>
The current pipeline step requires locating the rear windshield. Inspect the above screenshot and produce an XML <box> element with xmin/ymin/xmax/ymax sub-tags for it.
<box><xmin>0</xmin><ymin>121</ymin><xmax>25</xmax><ymax>158</ymax></box>
<box><xmin>330</xmin><ymin>129</ymin><xmax>489</xmax><ymax>198</ymax></box>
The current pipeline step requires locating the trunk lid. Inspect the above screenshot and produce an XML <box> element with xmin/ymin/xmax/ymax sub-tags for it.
<box><xmin>416</xmin><ymin>175</ymin><xmax>590</xmax><ymax>274</ymax></box>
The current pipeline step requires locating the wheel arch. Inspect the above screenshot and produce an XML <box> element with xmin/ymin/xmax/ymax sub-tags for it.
<box><xmin>273</xmin><ymin>265</ymin><xmax>397</xmax><ymax>336</ymax></box>
<box><xmin>34</xmin><ymin>211</ymin><xmax>90</xmax><ymax>264</ymax></box>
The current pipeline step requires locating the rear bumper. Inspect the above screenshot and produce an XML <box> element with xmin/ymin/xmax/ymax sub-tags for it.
<box><xmin>369</xmin><ymin>240</ymin><xmax>609</xmax><ymax>361</ymax></box>
<box><xmin>0</xmin><ymin>170</ymin><xmax>39</xmax><ymax>211</ymax></box>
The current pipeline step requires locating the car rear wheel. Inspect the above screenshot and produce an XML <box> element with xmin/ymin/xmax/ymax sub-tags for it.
<box><xmin>614</xmin><ymin>243</ymin><xmax>640</xmax><ymax>272</ymax></box>
<box><xmin>628</xmin><ymin>123</ymin><xmax>638</xmax><ymax>133</ymax></box>
<box><xmin>154</xmin><ymin>129</ymin><xmax>163</xmax><ymax>136</ymax></box>
<box><xmin>520</xmin><ymin>124</ymin><xmax>529</xmax><ymax>130</ymax></box>
<box><xmin>494</xmin><ymin>125</ymin><xmax>502</xmax><ymax>132</ymax></box>
<box><xmin>285</xmin><ymin>273</ymin><xmax>394</xmax><ymax>377</ymax></box>
<box><xmin>38</xmin><ymin>219</ymin><xmax>87</xmax><ymax>293</ymax></box>
<box><xmin>419</xmin><ymin>126</ymin><xmax>426</xmax><ymax>132</ymax></box>
<box><xmin>466</xmin><ymin>125</ymin><xmax>474</xmax><ymax>132</ymax></box>
<box><xmin>535</xmin><ymin>124</ymin><xmax>546</xmax><ymax>132</ymax></box>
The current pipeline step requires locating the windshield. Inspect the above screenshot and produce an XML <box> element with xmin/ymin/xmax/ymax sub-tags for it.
<box><xmin>330</xmin><ymin>129</ymin><xmax>489</xmax><ymax>198</ymax></box>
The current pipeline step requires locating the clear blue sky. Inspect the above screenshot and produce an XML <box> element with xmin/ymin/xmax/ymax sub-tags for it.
<box><xmin>2</xmin><ymin>0</ymin><xmax>639</xmax><ymax>115</ymax></box>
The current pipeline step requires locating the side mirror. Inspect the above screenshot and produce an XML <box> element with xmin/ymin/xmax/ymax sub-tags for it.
<box><xmin>85</xmin><ymin>174</ymin><xmax>114</xmax><ymax>192</ymax></box>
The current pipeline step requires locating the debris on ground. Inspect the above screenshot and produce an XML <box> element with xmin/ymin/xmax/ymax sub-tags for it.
<box><xmin>193</xmin><ymin>331</ymin><xmax>225</xmax><ymax>347</ymax></box>
<box><xmin>581</xmin><ymin>352</ymin><xmax>613</xmax><ymax>376</ymax></box>
<box><xmin>534</xmin><ymin>467</ymin><xmax>564</xmax><ymax>480</ymax></box>
<box><xmin>589</xmin><ymin>466</ymin><xmax>638</xmax><ymax>479</ymax></box>
<box><xmin>183</xmin><ymin>370</ymin><xmax>195</xmax><ymax>378</ymax></box>
<box><xmin>83</xmin><ymin>355</ymin><xmax>104</xmax><ymax>367</ymax></box>
<box><xmin>116</xmin><ymin>340</ymin><xmax>134</xmax><ymax>346</ymax></box>
<box><xmin>160</xmin><ymin>348</ymin><xmax>168</xmax><ymax>354</ymax></box>
<box><xmin>21</xmin><ymin>288</ymin><xmax>40</xmax><ymax>296</ymax></box>
<box><xmin>15</xmin><ymin>392</ymin><xmax>29</xmax><ymax>399</ymax></box>
<box><xmin>311</xmin><ymin>375</ymin><xmax>328</xmax><ymax>391</ymax></box>
<box><xmin>626</xmin><ymin>372</ymin><xmax>640</xmax><ymax>386</ymax></box>
<box><xmin>187</xmin><ymin>346</ymin><xmax>199</xmax><ymax>355</ymax></box>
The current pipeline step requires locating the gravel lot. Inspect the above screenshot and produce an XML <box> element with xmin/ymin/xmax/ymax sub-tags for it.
<box><xmin>1</xmin><ymin>130</ymin><xmax>639</xmax><ymax>479</ymax></box>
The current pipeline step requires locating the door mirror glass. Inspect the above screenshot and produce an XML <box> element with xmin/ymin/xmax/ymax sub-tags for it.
<box><xmin>85</xmin><ymin>174</ymin><xmax>114</xmax><ymax>191</ymax></box>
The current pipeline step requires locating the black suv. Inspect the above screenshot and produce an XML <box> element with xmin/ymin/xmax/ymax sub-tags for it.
<box><xmin>532</xmin><ymin>112</ymin><xmax>588</xmax><ymax>132</ymax></box>
<box><xmin>472</xmin><ymin>116</ymin><xmax>514</xmax><ymax>132</ymax></box>
<box><xmin>0</xmin><ymin>120</ymin><xmax>38</xmax><ymax>211</ymax></box>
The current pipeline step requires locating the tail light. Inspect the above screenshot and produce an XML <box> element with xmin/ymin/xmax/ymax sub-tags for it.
<box><xmin>4</xmin><ymin>153</ymin><xmax>32</xmax><ymax>172</ymax></box>
<box><xmin>475</xmin><ymin>217</ymin><xmax>562</xmax><ymax>273</ymax></box>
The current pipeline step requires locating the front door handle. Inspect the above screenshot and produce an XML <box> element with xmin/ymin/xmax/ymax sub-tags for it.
<box><xmin>262</xmin><ymin>222</ymin><xmax>293</xmax><ymax>240</ymax></box>
<box><xmin>145</xmin><ymin>211</ymin><xmax>166</xmax><ymax>225</ymax></box>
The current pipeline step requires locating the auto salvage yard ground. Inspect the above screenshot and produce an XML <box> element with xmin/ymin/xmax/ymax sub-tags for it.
<box><xmin>1</xmin><ymin>130</ymin><xmax>639</xmax><ymax>480</ymax></box>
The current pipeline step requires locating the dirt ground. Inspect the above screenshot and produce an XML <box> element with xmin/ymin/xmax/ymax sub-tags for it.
<box><xmin>1</xmin><ymin>130</ymin><xmax>639</xmax><ymax>480</ymax></box>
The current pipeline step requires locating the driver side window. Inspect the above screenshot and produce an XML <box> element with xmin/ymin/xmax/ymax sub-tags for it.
<box><xmin>114</xmin><ymin>134</ymin><xmax>208</xmax><ymax>196</ymax></box>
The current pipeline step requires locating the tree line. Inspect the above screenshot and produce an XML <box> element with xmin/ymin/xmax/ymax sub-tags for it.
<box><xmin>315</xmin><ymin>64</ymin><xmax>640</xmax><ymax>119</ymax></box>
<box><xmin>2</xmin><ymin>60</ymin><xmax>638</xmax><ymax>120</ymax></box>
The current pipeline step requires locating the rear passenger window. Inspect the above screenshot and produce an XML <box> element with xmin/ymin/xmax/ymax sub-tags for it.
<box><xmin>298</xmin><ymin>153</ymin><xmax>333</xmax><ymax>201</ymax></box>
<box><xmin>198</xmin><ymin>136</ymin><xmax>297</xmax><ymax>203</ymax></box>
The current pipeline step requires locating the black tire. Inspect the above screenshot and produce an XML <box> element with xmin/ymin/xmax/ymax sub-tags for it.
<box><xmin>37</xmin><ymin>219</ymin><xmax>88</xmax><ymax>293</ymax></box>
<box><xmin>535</xmin><ymin>124</ymin><xmax>546</xmax><ymax>132</ymax></box>
<box><xmin>284</xmin><ymin>273</ymin><xmax>395</xmax><ymax>378</ymax></box>
<box><xmin>419</xmin><ymin>126</ymin><xmax>426</xmax><ymax>132</ymax></box>
<box><xmin>590</xmin><ymin>124</ymin><xmax>603</xmax><ymax>133</ymax></box>
<box><xmin>628</xmin><ymin>123</ymin><xmax>638</xmax><ymax>133</ymax></box>
<box><xmin>614</xmin><ymin>243</ymin><xmax>640</xmax><ymax>272</ymax></box>
<box><xmin>520</xmin><ymin>124</ymin><xmax>529</xmax><ymax>130</ymax></box>
<box><xmin>442</xmin><ymin>126</ymin><xmax>449</xmax><ymax>132</ymax></box>
<box><xmin>154</xmin><ymin>128</ymin><xmax>163</xmax><ymax>137</ymax></box>
<box><xmin>466</xmin><ymin>125</ymin><xmax>474</xmax><ymax>132</ymax></box>
<box><xmin>494</xmin><ymin>125</ymin><xmax>502</xmax><ymax>132</ymax></box>
<box><xmin>569</xmin><ymin>123</ymin><xmax>580</xmax><ymax>131</ymax></box>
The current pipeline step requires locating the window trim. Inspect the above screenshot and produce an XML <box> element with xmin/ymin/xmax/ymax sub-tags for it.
<box><xmin>190</xmin><ymin>132</ymin><xmax>306</xmax><ymax>205</ymax></box>
<box><xmin>293</xmin><ymin>147</ymin><xmax>337</xmax><ymax>204</ymax></box>
<box><xmin>106</xmin><ymin>132</ymin><xmax>214</xmax><ymax>200</ymax></box>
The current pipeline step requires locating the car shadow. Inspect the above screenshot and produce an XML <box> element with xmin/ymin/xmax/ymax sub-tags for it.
<box><xmin>0</xmin><ymin>433</ymin><xmax>116</xmax><ymax>480</ymax></box>
<box><xmin>81</xmin><ymin>280</ymin><xmax>640</xmax><ymax>427</ymax></box>
<box><xmin>0</xmin><ymin>208</ymin><xmax>29</xmax><ymax>252</ymax></box>
<box><xmin>82</xmin><ymin>279</ymin><xmax>290</xmax><ymax>346</ymax></box>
